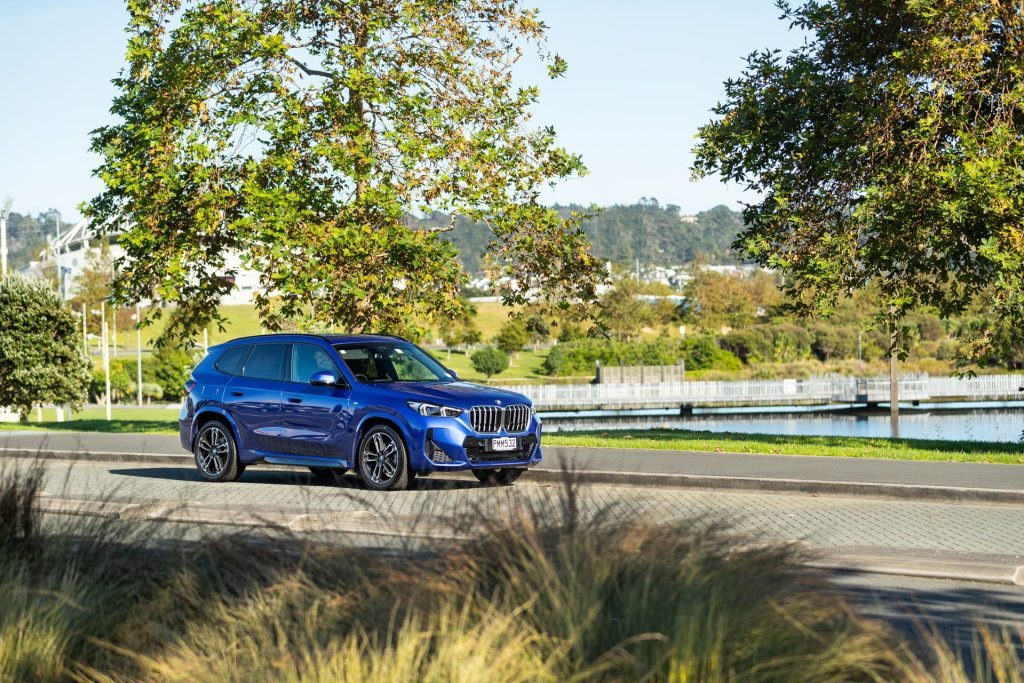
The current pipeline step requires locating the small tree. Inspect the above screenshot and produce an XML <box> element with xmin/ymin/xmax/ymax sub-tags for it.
<box><xmin>495</xmin><ymin>320</ymin><xmax>529</xmax><ymax>356</ymax></box>
<box><xmin>471</xmin><ymin>347</ymin><xmax>509</xmax><ymax>379</ymax></box>
<box><xmin>525</xmin><ymin>315</ymin><xmax>551</xmax><ymax>346</ymax></box>
<box><xmin>0</xmin><ymin>276</ymin><xmax>91</xmax><ymax>417</ymax></box>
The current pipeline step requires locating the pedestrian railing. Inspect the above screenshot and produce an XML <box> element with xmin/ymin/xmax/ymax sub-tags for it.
<box><xmin>496</xmin><ymin>374</ymin><xmax>1024</xmax><ymax>410</ymax></box>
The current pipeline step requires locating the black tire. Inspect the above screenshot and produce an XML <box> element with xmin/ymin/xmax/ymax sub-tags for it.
<box><xmin>356</xmin><ymin>425</ymin><xmax>410</xmax><ymax>491</ymax></box>
<box><xmin>308</xmin><ymin>466</ymin><xmax>348</xmax><ymax>481</ymax></box>
<box><xmin>472</xmin><ymin>468</ymin><xmax>525</xmax><ymax>487</ymax></box>
<box><xmin>194</xmin><ymin>420</ymin><xmax>244</xmax><ymax>482</ymax></box>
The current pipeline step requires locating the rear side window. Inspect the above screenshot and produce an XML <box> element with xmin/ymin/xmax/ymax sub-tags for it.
<box><xmin>215</xmin><ymin>346</ymin><xmax>251</xmax><ymax>375</ymax></box>
<box><xmin>242</xmin><ymin>343</ymin><xmax>289</xmax><ymax>381</ymax></box>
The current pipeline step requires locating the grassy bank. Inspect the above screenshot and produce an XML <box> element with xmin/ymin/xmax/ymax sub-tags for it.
<box><xmin>546</xmin><ymin>429</ymin><xmax>1024</xmax><ymax>464</ymax></box>
<box><xmin>2</xmin><ymin>463</ymin><xmax>1019</xmax><ymax>681</ymax></box>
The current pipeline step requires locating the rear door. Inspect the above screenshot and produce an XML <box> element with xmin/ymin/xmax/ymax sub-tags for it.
<box><xmin>279</xmin><ymin>342</ymin><xmax>353</xmax><ymax>458</ymax></box>
<box><xmin>224</xmin><ymin>342</ymin><xmax>288</xmax><ymax>453</ymax></box>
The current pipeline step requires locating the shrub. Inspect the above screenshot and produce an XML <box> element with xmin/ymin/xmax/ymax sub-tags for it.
<box><xmin>541</xmin><ymin>345</ymin><xmax>567</xmax><ymax>377</ymax></box>
<box><xmin>149</xmin><ymin>343</ymin><xmax>201</xmax><ymax>400</ymax></box>
<box><xmin>720</xmin><ymin>325</ymin><xmax>813</xmax><ymax>364</ymax></box>
<box><xmin>470</xmin><ymin>347</ymin><xmax>509</xmax><ymax>378</ymax></box>
<box><xmin>810</xmin><ymin>325</ymin><xmax>860</xmax><ymax>361</ymax></box>
<box><xmin>494</xmin><ymin>320</ymin><xmax>529</xmax><ymax>355</ymax></box>
<box><xmin>0</xmin><ymin>276</ymin><xmax>91</xmax><ymax>417</ymax></box>
<box><xmin>539</xmin><ymin>336</ymin><xmax>741</xmax><ymax>376</ymax></box>
<box><xmin>682</xmin><ymin>335</ymin><xmax>743</xmax><ymax>371</ymax></box>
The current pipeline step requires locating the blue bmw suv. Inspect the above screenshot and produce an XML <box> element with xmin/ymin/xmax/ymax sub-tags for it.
<box><xmin>179</xmin><ymin>334</ymin><xmax>541</xmax><ymax>490</ymax></box>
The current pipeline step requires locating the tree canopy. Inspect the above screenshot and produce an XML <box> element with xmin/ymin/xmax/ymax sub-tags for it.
<box><xmin>87</xmin><ymin>0</ymin><xmax>603</xmax><ymax>342</ymax></box>
<box><xmin>693</xmin><ymin>0</ymin><xmax>1024</xmax><ymax>363</ymax></box>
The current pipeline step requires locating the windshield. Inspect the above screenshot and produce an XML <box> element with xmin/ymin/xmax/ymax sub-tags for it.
<box><xmin>333</xmin><ymin>342</ymin><xmax>453</xmax><ymax>384</ymax></box>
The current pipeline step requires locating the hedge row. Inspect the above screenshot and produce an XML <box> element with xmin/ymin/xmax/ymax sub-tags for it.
<box><xmin>541</xmin><ymin>336</ymin><xmax>742</xmax><ymax>376</ymax></box>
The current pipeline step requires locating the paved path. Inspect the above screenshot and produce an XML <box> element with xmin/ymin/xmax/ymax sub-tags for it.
<box><xmin>16</xmin><ymin>458</ymin><xmax>1024</xmax><ymax>561</ymax></box>
<box><xmin>4</xmin><ymin>430</ymin><xmax>1024</xmax><ymax>503</ymax></box>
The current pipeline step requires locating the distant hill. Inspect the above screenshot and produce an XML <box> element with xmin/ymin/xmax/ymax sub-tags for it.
<box><xmin>407</xmin><ymin>201</ymin><xmax>746</xmax><ymax>272</ymax></box>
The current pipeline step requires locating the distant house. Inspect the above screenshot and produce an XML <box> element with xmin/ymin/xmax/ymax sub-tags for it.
<box><xmin>23</xmin><ymin>219</ymin><xmax>263</xmax><ymax>305</ymax></box>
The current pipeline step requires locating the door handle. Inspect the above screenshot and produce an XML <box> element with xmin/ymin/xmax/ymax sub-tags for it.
<box><xmin>287</xmin><ymin>397</ymin><xmax>303</xmax><ymax>404</ymax></box>
<box><xmin>230</xmin><ymin>391</ymin><xmax>244</xmax><ymax>397</ymax></box>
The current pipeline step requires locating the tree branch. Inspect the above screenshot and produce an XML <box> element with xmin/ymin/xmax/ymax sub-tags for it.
<box><xmin>285</xmin><ymin>56</ymin><xmax>332</xmax><ymax>79</ymax></box>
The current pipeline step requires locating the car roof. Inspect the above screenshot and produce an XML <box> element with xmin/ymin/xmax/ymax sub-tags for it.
<box><xmin>209</xmin><ymin>333</ymin><xmax>406</xmax><ymax>352</ymax></box>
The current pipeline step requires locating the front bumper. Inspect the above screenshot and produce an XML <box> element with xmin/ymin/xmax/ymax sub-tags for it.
<box><xmin>411</xmin><ymin>416</ymin><xmax>542</xmax><ymax>472</ymax></box>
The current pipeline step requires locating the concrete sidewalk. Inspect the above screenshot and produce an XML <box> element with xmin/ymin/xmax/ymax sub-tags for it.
<box><xmin>3</xmin><ymin>429</ymin><xmax>1024</xmax><ymax>504</ymax></box>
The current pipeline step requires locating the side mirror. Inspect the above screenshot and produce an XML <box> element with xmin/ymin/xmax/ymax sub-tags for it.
<box><xmin>447</xmin><ymin>368</ymin><xmax>459</xmax><ymax>380</ymax></box>
<box><xmin>310</xmin><ymin>371</ymin><xmax>338</xmax><ymax>386</ymax></box>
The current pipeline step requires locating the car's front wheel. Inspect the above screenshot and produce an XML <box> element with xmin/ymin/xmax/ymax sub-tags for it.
<box><xmin>194</xmin><ymin>421</ymin><xmax>245</xmax><ymax>482</ymax></box>
<box><xmin>357</xmin><ymin>425</ymin><xmax>409</xmax><ymax>491</ymax></box>
<box><xmin>472</xmin><ymin>468</ymin><xmax>524</xmax><ymax>486</ymax></box>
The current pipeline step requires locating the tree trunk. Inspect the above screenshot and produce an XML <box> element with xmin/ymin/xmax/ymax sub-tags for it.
<box><xmin>889</xmin><ymin>323</ymin><xmax>899</xmax><ymax>439</ymax></box>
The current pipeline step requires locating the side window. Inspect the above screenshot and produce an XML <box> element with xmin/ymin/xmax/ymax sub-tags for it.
<box><xmin>242</xmin><ymin>343</ymin><xmax>289</xmax><ymax>381</ymax></box>
<box><xmin>290</xmin><ymin>344</ymin><xmax>340</xmax><ymax>383</ymax></box>
<box><xmin>215</xmin><ymin>346</ymin><xmax>251</xmax><ymax>375</ymax></box>
<box><xmin>336</xmin><ymin>347</ymin><xmax>380</xmax><ymax>383</ymax></box>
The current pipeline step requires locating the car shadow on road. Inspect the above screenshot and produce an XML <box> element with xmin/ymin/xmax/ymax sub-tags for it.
<box><xmin>107</xmin><ymin>466</ymin><xmax>483</xmax><ymax>491</ymax></box>
<box><xmin>825</xmin><ymin>569</ymin><xmax>1024</xmax><ymax>664</ymax></box>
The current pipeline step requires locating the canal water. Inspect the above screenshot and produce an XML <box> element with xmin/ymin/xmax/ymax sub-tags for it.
<box><xmin>540</xmin><ymin>401</ymin><xmax>1024</xmax><ymax>443</ymax></box>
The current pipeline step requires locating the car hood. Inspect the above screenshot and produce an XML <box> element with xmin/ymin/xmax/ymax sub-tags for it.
<box><xmin>367</xmin><ymin>381</ymin><xmax>530</xmax><ymax>408</ymax></box>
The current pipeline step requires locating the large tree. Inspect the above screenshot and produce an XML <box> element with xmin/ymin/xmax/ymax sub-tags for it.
<box><xmin>87</xmin><ymin>0</ymin><xmax>603</xmax><ymax>342</ymax></box>
<box><xmin>693</xmin><ymin>0</ymin><xmax>1024</xmax><ymax>364</ymax></box>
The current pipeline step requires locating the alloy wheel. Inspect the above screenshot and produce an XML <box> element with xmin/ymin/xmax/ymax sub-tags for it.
<box><xmin>362</xmin><ymin>431</ymin><xmax>400</xmax><ymax>486</ymax></box>
<box><xmin>197</xmin><ymin>425</ymin><xmax>230</xmax><ymax>478</ymax></box>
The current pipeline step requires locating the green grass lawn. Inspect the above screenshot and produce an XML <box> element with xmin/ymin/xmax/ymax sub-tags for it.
<box><xmin>1</xmin><ymin>406</ymin><xmax>179</xmax><ymax>434</ymax></box>
<box><xmin>545</xmin><ymin>428</ymin><xmax>1024</xmax><ymax>464</ymax></box>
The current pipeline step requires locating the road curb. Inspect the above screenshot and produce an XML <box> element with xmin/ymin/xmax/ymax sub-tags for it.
<box><xmin>525</xmin><ymin>466</ymin><xmax>1024</xmax><ymax>505</ymax></box>
<box><xmin>808</xmin><ymin>553</ymin><xmax>1024</xmax><ymax>587</ymax></box>
<box><xmin>6</xmin><ymin>446</ymin><xmax>1024</xmax><ymax>505</ymax></box>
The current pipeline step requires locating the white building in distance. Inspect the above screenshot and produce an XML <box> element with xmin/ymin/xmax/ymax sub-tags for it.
<box><xmin>25</xmin><ymin>219</ymin><xmax>263</xmax><ymax>305</ymax></box>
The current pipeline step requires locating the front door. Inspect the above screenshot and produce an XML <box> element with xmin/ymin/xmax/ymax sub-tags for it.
<box><xmin>279</xmin><ymin>343</ymin><xmax>353</xmax><ymax>459</ymax></box>
<box><xmin>224</xmin><ymin>342</ymin><xmax>288</xmax><ymax>453</ymax></box>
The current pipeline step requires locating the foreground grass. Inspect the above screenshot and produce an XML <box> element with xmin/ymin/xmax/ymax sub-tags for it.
<box><xmin>546</xmin><ymin>429</ymin><xmax>1024</xmax><ymax>464</ymax></box>
<box><xmin>4</xmin><ymin>462</ymin><xmax>1021</xmax><ymax>682</ymax></box>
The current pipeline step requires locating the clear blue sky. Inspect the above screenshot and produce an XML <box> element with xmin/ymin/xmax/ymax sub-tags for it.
<box><xmin>0</xmin><ymin>1</ymin><xmax>802</xmax><ymax>221</ymax></box>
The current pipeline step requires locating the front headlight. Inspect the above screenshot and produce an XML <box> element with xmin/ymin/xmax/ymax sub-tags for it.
<box><xmin>408</xmin><ymin>402</ymin><xmax>463</xmax><ymax>417</ymax></box>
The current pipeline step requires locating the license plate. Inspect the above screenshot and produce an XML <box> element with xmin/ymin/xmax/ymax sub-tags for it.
<box><xmin>490</xmin><ymin>437</ymin><xmax>518</xmax><ymax>451</ymax></box>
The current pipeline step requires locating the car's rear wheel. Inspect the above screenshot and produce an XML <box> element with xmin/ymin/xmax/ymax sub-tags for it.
<box><xmin>472</xmin><ymin>468</ymin><xmax>524</xmax><ymax>486</ymax></box>
<box><xmin>357</xmin><ymin>425</ymin><xmax>409</xmax><ymax>491</ymax></box>
<box><xmin>194</xmin><ymin>421</ymin><xmax>244</xmax><ymax>482</ymax></box>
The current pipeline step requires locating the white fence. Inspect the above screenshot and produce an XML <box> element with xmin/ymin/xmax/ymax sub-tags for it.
<box><xmin>497</xmin><ymin>374</ymin><xmax>1024</xmax><ymax>410</ymax></box>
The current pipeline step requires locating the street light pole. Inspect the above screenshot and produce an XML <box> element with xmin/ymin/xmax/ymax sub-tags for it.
<box><xmin>54</xmin><ymin>211</ymin><xmax>63</xmax><ymax>298</ymax></box>
<box><xmin>0</xmin><ymin>198</ymin><xmax>12</xmax><ymax>277</ymax></box>
<box><xmin>102</xmin><ymin>304</ymin><xmax>111</xmax><ymax>421</ymax></box>
<box><xmin>136</xmin><ymin>305</ymin><xmax>143</xmax><ymax>407</ymax></box>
